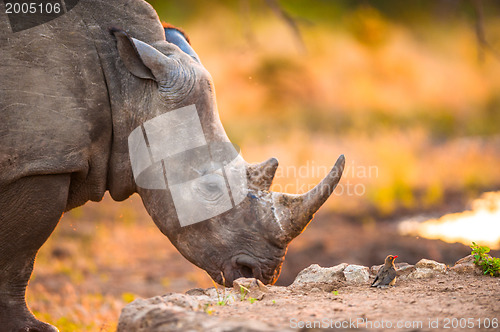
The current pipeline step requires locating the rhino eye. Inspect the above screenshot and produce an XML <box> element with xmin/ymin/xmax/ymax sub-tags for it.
<box><xmin>194</xmin><ymin>174</ymin><xmax>226</xmax><ymax>201</ymax></box>
<box><xmin>205</xmin><ymin>182</ymin><xmax>220</xmax><ymax>192</ymax></box>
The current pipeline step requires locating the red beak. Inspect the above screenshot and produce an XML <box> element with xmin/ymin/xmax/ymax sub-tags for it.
<box><xmin>393</xmin><ymin>255</ymin><xmax>398</xmax><ymax>259</ymax></box>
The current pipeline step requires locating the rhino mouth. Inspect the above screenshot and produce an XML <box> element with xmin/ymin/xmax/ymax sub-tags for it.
<box><xmin>217</xmin><ymin>254</ymin><xmax>267</xmax><ymax>285</ymax></box>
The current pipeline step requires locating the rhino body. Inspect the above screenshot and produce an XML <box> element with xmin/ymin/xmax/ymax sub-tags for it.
<box><xmin>0</xmin><ymin>1</ymin><xmax>344</xmax><ymax>331</ymax></box>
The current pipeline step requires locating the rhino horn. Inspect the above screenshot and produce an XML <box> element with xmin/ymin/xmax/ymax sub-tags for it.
<box><xmin>247</xmin><ymin>157</ymin><xmax>279</xmax><ymax>191</ymax></box>
<box><xmin>271</xmin><ymin>154</ymin><xmax>345</xmax><ymax>243</ymax></box>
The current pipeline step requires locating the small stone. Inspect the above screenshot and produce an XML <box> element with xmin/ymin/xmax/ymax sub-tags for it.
<box><xmin>408</xmin><ymin>268</ymin><xmax>435</xmax><ymax>279</ymax></box>
<box><xmin>406</xmin><ymin>259</ymin><xmax>447</xmax><ymax>279</ymax></box>
<box><xmin>233</xmin><ymin>277</ymin><xmax>269</xmax><ymax>293</ymax></box>
<box><xmin>370</xmin><ymin>264</ymin><xmax>383</xmax><ymax>276</ymax></box>
<box><xmin>455</xmin><ymin>255</ymin><xmax>474</xmax><ymax>265</ymax></box>
<box><xmin>450</xmin><ymin>255</ymin><xmax>484</xmax><ymax>275</ymax></box>
<box><xmin>292</xmin><ymin>263</ymin><xmax>348</xmax><ymax>286</ymax></box>
<box><xmin>396</xmin><ymin>265</ymin><xmax>416</xmax><ymax>280</ymax></box>
<box><xmin>233</xmin><ymin>277</ymin><xmax>268</xmax><ymax>301</ymax></box>
<box><xmin>185</xmin><ymin>288</ymin><xmax>206</xmax><ymax>296</ymax></box>
<box><xmin>415</xmin><ymin>259</ymin><xmax>446</xmax><ymax>272</ymax></box>
<box><xmin>343</xmin><ymin>265</ymin><xmax>370</xmax><ymax>284</ymax></box>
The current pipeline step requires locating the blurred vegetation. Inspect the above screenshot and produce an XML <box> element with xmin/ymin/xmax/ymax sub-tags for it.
<box><xmin>146</xmin><ymin>0</ymin><xmax>500</xmax><ymax>214</ymax></box>
<box><xmin>29</xmin><ymin>1</ymin><xmax>500</xmax><ymax>330</ymax></box>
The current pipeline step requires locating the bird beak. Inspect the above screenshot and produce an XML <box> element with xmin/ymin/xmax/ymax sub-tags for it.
<box><xmin>393</xmin><ymin>255</ymin><xmax>398</xmax><ymax>259</ymax></box>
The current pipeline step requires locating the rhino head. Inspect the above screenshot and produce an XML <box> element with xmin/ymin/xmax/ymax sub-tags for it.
<box><xmin>111</xmin><ymin>27</ymin><xmax>344</xmax><ymax>286</ymax></box>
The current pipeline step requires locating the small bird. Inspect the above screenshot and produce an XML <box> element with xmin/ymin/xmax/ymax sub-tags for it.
<box><xmin>371</xmin><ymin>255</ymin><xmax>398</xmax><ymax>288</ymax></box>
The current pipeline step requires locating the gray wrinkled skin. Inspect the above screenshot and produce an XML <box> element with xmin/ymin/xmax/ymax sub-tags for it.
<box><xmin>0</xmin><ymin>1</ymin><xmax>344</xmax><ymax>331</ymax></box>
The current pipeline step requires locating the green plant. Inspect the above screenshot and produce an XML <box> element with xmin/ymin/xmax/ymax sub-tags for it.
<box><xmin>331</xmin><ymin>290</ymin><xmax>339</xmax><ymax>296</ymax></box>
<box><xmin>216</xmin><ymin>295</ymin><xmax>231</xmax><ymax>306</ymax></box>
<box><xmin>210</xmin><ymin>272</ymin><xmax>231</xmax><ymax>306</ymax></box>
<box><xmin>470</xmin><ymin>242</ymin><xmax>500</xmax><ymax>277</ymax></box>
<box><xmin>238</xmin><ymin>285</ymin><xmax>258</xmax><ymax>303</ymax></box>
<box><xmin>239</xmin><ymin>285</ymin><xmax>249</xmax><ymax>301</ymax></box>
<box><xmin>215</xmin><ymin>288</ymin><xmax>231</xmax><ymax>306</ymax></box>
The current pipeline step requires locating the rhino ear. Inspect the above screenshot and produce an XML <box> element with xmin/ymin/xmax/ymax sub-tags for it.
<box><xmin>111</xmin><ymin>28</ymin><xmax>166</xmax><ymax>81</ymax></box>
<box><xmin>163</xmin><ymin>24</ymin><xmax>201</xmax><ymax>64</ymax></box>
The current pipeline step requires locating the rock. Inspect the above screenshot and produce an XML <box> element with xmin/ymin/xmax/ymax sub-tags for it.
<box><xmin>415</xmin><ymin>259</ymin><xmax>447</xmax><ymax>272</ymax></box>
<box><xmin>204</xmin><ymin>287</ymin><xmax>222</xmax><ymax>299</ymax></box>
<box><xmin>396</xmin><ymin>265</ymin><xmax>416</xmax><ymax>279</ymax></box>
<box><xmin>292</xmin><ymin>263</ymin><xmax>348</xmax><ymax>286</ymax></box>
<box><xmin>343</xmin><ymin>265</ymin><xmax>370</xmax><ymax>284</ymax></box>
<box><xmin>233</xmin><ymin>277</ymin><xmax>268</xmax><ymax>301</ymax></box>
<box><xmin>370</xmin><ymin>264</ymin><xmax>383</xmax><ymax>276</ymax></box>
<box><xmin>233</xmin><ymin>277</ymin><xmax>268</xmax><ymax>292</ymax></box>
<box><xmin>117</xmin><ymin>295</ymin><xmax>197</xmax><ymax>332</ymax></box>
<box><xmin>455</xmin><ymin>255</ymin><xmax>475</xmax><ymax>265</ymax></box>
<box><xmin>158</xmin><ymin>293</ymin><xmax>202</xmax><ymax>310</ymax></box>
<box><xmin>117</xmin><ymin>294</ymin><xmax>283</xmax><ymax>332</ymax></box>
<box><xmin>407</xmin><ymin>259</ymin><xmax>447</xmax><ymax>279</ymax></box>
<box><xmin>449</xmin><ymin>255</ymin><xmax>484</xmax><ymax>275</ymax></box>
<box><xmin>185</xmin><ymin>287</ymin><xmax>232</xmax><ymax>305</ymax></box>
<box><xmin>185</xmin><ymin>288</ymin><xmax>206</xmax><ymax>296</ymax></box>
<box><xmin>395</xmin><ymin>262</ymin><xmax>413</xmax><ymax>269</ymax></box>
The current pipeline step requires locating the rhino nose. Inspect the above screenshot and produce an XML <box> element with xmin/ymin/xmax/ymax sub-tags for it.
<box><xmin>232</xmin><ymin>254</ymin><xmax>262</xmax><ymax>280</ymax></box>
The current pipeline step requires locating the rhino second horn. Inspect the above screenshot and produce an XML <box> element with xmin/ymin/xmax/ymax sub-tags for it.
<box><xmin>272</xmin><ymin>154</ymin><xmax>345</xmax><ymax>243</ymax></box>
<box><xmin>247</xmin><ymin>157</ymin><xmax>279</xmax><ymax>191</ymax></box>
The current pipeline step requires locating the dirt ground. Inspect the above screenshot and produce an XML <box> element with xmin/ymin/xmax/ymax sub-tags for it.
<box><xmin>205</xmin><ymin>273</ymin><xmax>500</xmax><ymax>331</ymax></box>
<box><xmin>28</xmin><ymin>193</ymin><xmax>499</xmax><ymax>331</ymax></box>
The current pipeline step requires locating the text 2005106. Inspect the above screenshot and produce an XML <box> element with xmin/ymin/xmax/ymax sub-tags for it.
<box><xmin>5</xmin><ymin>2</ymin><xmax>61</xmax><ymax>14</ymax></box>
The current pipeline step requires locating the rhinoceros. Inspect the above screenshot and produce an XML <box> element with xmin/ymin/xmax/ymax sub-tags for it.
<box><xmin>0</xmin><ymin>0</ymin><xmax>344</xmax><ymax>331</ymax></box>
